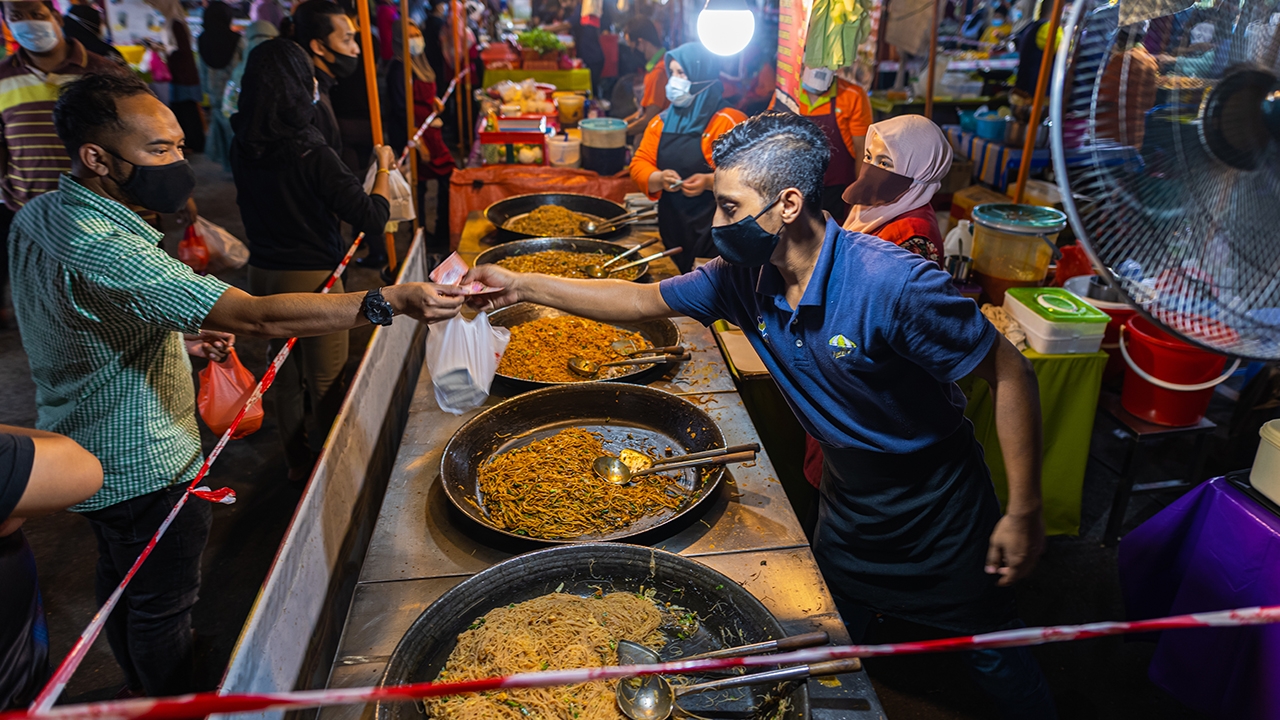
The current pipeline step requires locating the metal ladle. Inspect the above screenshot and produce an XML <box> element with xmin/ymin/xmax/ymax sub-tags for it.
<box><xmin>593</xmin><ymin>450</ymin><xmax>756</xmax><ymax>486</ymax></box>
<box><xmin>581</xmin><ymin>238</ymin><xmax>660</xmax><ymax>278</ymax></box>
<box><xmin>585</xmin><ymin>247</ymin><xmax>683</xmax><ymax>279</ymax></box>
<box><xmin>611</xmin><ymin>340</ymin><xmax>685</xmax><ymax>356</ymax></box>
<box><xmin>593</xmin><ymin>443</ymin><xmax>759</xmax><ymax>484</ymax></box>
<box><xmin>567</xmin><ymin>352</ymin><xmax>688</xmax><ymax>379</ymax></box>
<box><xmin>580</xmin><ymin>209</ymin><xmax>659</xmax><ymax>236</ymax></box>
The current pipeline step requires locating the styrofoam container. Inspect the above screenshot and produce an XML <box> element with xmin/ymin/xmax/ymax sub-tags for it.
<box><xmin>1003</xmin><ymin>287</ymin><xmax>1110</xmax><ymax>354</ymax></box>
<box><xmin>1251</xmin><ymin>420</ymin><xmax>1280</xmax><ymax>505</ymax></box>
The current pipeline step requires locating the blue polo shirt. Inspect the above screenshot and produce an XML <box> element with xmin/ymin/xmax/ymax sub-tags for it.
<box><xmin>659</xmin><ymin>218</ymin><xmax>997</xmax><ymax>453</ymax></box>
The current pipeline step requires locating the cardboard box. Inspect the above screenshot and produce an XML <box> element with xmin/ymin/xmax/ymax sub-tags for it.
<box><xmin>950</xmin><ymin>184</ymin><xmax>1008</xmax><ymax>225</ymax></box>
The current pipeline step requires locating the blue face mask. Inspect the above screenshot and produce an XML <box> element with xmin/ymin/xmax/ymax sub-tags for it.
<box><xmin>666</xmin><ymin>76</ymin><xmax>693</xmax><ymax>107</ymax></box>
<box><xmin>711</xmin><ymin>195</ymin><xmax>783</xmax><ymax>267</ymax></box>
<box><xmin>10</xmin><ymin>20</ymin><xmax>59</xmax><ymax>53</ymax></box>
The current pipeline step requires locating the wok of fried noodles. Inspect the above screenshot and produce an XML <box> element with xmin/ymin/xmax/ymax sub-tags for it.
<box><xmin>497</xmin><ymin>316</ymin><xmax>649</xmax><ymax>383</ymax></box>
<box><xmin>495</xmin><ymin>250</ymin><xmax>642</xmax><ymax>280</ymax></box>
<box><xmin>506</xmin><ymin>205</ymin><xmax>592</xmax><ymax>237</ymax></box>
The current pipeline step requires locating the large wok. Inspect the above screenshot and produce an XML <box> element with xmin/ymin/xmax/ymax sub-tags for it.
<box><xmin>488</xmin><ymin>303</ymin><xmax>682</xmax><ymax>394</ymax></box>
<box><xmin>485</xmin><ymin>193</ymin><xmax>629</xmax><ymax>242</ymax></box>
<box><xmin>474</xmin><ymin>237</ymin><xmax>652</xmax><ymax>281</ymax></box>
<box><xmin>441</xmin><ymin>384</ymin><xmax>725</xmax><ymax>544</ymax></box>
<box><xmin>376</xmin><ymin>544</ymin><xmax>808</xmax><ymax>720</ymax></box>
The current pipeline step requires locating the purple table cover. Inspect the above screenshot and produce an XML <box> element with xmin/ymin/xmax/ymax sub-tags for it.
<box><xmin>1119</xmin><ymin>477</ymin><xmax>1280</xmax><ymax>719</ymax></box>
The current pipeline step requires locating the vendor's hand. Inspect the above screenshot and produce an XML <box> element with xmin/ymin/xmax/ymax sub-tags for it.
<box><xmin>648</xmin><ymin>169</ymin><xmax>683</xmax><ymax>195</ymax></box>
<box><xmin>681</xmin><ymin>173</ymin><xmax>713</xmax><ymax>197</ymax></box>
<box><xmin>385</xmin><ymin>283</ymin><xmax>467</xmax><ymax>322</ymax></box>
<box><xmin>459</xmin><ymin>264</ymin><xmax>521</xmax><ymax>311</ymax></box>
<box><xmin>433</xmin><ymin>97</ymin><xmax>446</xmax><ymax>114</ymax></box>
<box><xmin>375</xmin><ymin>144</ymin><xmax>397</xmax><ymax>171</ymax></box>
<box><xmin>986</xmin><ymin>510</ymin><xmax>1045</xmax><ymax>587</ymax></box>
<box><xmin>185</xmin><ymin>330</ymin><xmax>235</xmax><ymax>362</ymax></box>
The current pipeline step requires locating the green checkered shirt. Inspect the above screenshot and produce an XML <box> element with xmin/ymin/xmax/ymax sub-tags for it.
<box><xmin>8</xmin><ymin>175</ymin><xmax>229</xmax><ymax>512</ymax></box>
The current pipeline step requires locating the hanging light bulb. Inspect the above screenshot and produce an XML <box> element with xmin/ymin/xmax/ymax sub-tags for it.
<box><xmin>697</xmin><ymin>0</ymin><xmax>755</xmax><ymax>56</ymax></box>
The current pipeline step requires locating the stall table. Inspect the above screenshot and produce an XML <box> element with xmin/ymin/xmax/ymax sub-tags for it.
<box><xmin>318</xmin><ymin>217</ymin><xmax>886</xmax><ymax>719</ymax></box>
<box><xmin>1119</xmin><ymin>474</ymin><xmax>1280</xmax><ymax>720</ymax></box>
<box><xmin>482</xmin><ymin>68</ymin><xmax>594</xmax><ymax>92</ymax></box>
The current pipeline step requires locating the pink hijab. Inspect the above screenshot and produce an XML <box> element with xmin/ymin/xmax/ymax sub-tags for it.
<box><xmin>843</xmin><ymin>115</ymin><xmax>953</xmax><ymax>235</ymax></box>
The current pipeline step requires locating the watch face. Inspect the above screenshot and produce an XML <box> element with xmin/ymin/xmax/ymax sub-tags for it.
<box><xmin>369</xmin><ymin>304</ymin><xmax>394</xmax><ymax>325</ymax></box>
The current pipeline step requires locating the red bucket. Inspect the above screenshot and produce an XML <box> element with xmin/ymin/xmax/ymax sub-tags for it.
<box><xmin>1119</xmin><ymin>316</ymin><xmax>1238</xmax><ymax>426</ymax></box>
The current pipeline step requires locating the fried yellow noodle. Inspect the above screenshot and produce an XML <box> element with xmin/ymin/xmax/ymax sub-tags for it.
<box><xmin>495</xmin><ymin>250</ymin><xmax>641</xmax><ymax>280</ymax></box>
<box><xmin>506</xmin><ymin>205</ymin><xmax>590</xmax><ymax>236</ymax></box>
<box><xmin>476</xmin><ymin>428</ymin><xmax>686</xmax><ymax>539</ymax></box>
<box><xmin>424</xmin><ymin>592</ymin><xmax>666</xmax><ymax>720</ymax></box>
<box><xmin>498</xmin><ymin>316</ymin><xmax>647</xmax><ymax>383</ymax></box>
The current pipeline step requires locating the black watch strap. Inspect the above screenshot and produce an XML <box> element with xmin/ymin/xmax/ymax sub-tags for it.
<box><xmin>361</xmin><ymin>287</ymin><xmax>395</xmax><ymax>326</ymax></box>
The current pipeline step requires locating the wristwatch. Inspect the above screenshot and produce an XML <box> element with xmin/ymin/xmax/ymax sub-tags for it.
<box><xmin>361</xmin><ymin>287</ymin><xmax>395</xmax><ymax>326</ymax></box>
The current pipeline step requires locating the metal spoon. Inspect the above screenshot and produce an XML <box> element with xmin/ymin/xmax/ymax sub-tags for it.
<box><xmin>617</xmin><ymin>631</ymin><xmax>828</xmax><ymax>665</ymax></box>
<box><xmin>593</xmin><ymin>450</ymin><xmax>756</xmax><ymax>486</ymax></box>
<box><xmin>594</xmin><ymin>247</ymin><xmax>682</xmax><ymax>277</ymax></box>
<box><xmin>580</xmin><ymin>209</ymin><xmax>648</xmax><ymax>234</ymax></box>
<box><xmin>581</xmin><ymin>210</ymin><xmax>659</xmax><ymax>236</ymax></box>
<box><xmin>596</xmin><ymin>443</ymin><xmax>760</xmax><ymax>481</ymax></box>
<box><xmin>582</xmin><ymin>238</ymin><xmax>660</xmax><ymax>278</ymax></box>
<box><xmin>611</xmin><ymin>339</ymin><xmax>686</xmax><ymax>356</ymax></box>
<box><xmin>567</xmin><ymin>352</ymin><xmax>688</xmax><ymax>379</ymax></box>
<box><xmin>618</xmin><ymin>658</ymin><xmax>863</xmax><ymax>720</ymax></box>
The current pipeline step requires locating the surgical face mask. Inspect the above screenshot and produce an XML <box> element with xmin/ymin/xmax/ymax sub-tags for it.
<box><xmin>711</xmin><ymin>195</ymin><xmax>784</xmax><ymax>267</ymax></box>
<box><xmin>841</xmin><ymin>163</ymin><xmax>914</xmax><ymax>207</ymax></box>
<box><xmin>801</xmin><ymin>67</ymin><xmax>834</xmax><ymax>95</ymax></box>
<box><xmin>10</xmin><ymin>20</ymin><xmax>60</xmax><ymax>53</ymax></box>
<box><xmin>409</xmin><ymin>36</ymin><xmax>425</xmax><ymax>55</ymax></box>
<box><xmin>666</xmin><ymin>75</ymin><xmax>693</xmax><ymax>107</ymax></box>
<box><xmin>324</xmin><ymin>44</ymin><xmax>360</xmax><ymax>78</ymax></box>
<box><xmin>105</xmin><ymin>149</ymin><xmax>197</xmax><ymax>214</ymax></box>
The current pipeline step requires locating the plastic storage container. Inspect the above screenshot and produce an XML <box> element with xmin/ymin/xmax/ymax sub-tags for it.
<box><xmin>579</xmin><ymin>118</ymin><xmax>627</xmax><ymax>175</ymax></box>
<box><xmin>975</xmin><ymin>112</ymin><xmax>1007</xmax><ymax>141</ymax></box>
<box><xmin>546</xmin><ymin>133</ymin><xmax>581</xmax><ymax>168</ymax></box>
<box><xmin>971</xmin><ymin>203</ymin><xmax>1067</xmax><ymax>305</ymax></box>
<box><xmin>1251</xmin><ymin>420</ymin><xmax>1280</xmax><ymax>505</ymax></box>
<box><xmin>1003</xmin><ymin>287</ymin><xmax>1109</xmax><ymax>354</ymax></box>
<box><xmin>554</xmin><ymin>92</ymin><xmax>585</xmax><ymax>128</ymax></box>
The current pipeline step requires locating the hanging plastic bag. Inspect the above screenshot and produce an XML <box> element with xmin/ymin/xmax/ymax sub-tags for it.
<box><xmin>424</xmin><ymin>312</ymin><xmax>511</xmax><ymax>414</ymax></box>
<box><xmin>178</xmin><ymin>223</ymin><xmax>210</xmax><ymax>273</ymax></box>
<box><xmin>363</xmin><ymin>163</ymin><xmax>417</xmax><ymax>223</ymax></box>
<box><xmin>194</xmin><ymin>217</ymin><xmax>250</xmax><ymax>273</ymax></box>
<box><xmin>144</xmin><ymin>48</ymin><xmax>172</xmax><ymax>83</ymax></box>
<box><xmin>197</xmin><ymin>348</ymin><xmax>264</xmax><ymax>438</ymax></box>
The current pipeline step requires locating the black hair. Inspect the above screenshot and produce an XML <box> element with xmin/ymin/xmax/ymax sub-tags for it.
<box><xmin>67</xmin><ymin>4</ymin><xmax>102</xmax><ymax>32</ymax></box>
<box><xmin>711</xmin><ymin>112</ymin><xmax>829</xmax><ymax>214</ymax></box>
<box><xmin>291</xmin><ymin>0</ymin><xmax>347</xmax><ymax>54</ymax></box>
<box><xmin>53</xmin><ymin>72</ymin><xmax>156</xmax><ymax>159</ymax></box>
<box><xmin>624</xmin><ymin>17</ymin><xmax>661</xmax><ymax>48</ymax></box>
<box><xmin>3</xmin><ymin>1</ymin><xmax>58</xmax><ymax>20</ymax></box>
<box><xmin>231</xmin><ymin>38</ymin><xmax>326</xmax><ymax>161</ymax></box>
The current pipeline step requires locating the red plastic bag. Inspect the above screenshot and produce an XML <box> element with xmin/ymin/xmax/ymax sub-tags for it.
<box><xmin>197</xmin><ymin>348</ymin><xmax>264</xmax><ymax>438</ymax></box>
<box><xmin>179</xmin><ymin>224</ymin><xmax>210</xmax><ymax>273</ymax></box>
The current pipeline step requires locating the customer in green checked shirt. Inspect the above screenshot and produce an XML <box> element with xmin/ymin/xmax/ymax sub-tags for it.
<box><xmin>6</xmin><ymin>73</ymin><xmax>464</xmax><ymax>697</ymax></box>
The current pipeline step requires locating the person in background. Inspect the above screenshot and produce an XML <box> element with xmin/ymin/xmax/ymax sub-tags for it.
<box><xmin>198</xmin><ymin>1</ymin><xmax>241</xmax><ymax>171</ymax></box>
<box><xmin>571</xmin><ymin>0</ymin><xmax>604</xmax><ymax>95</ymax></box>
<box><xmin>220</xmin><ymin>20</ymin><xmax>279</xmax><ymax>121</ymax></box>
<box><xmin>291</xmin><ymin>0</ymin><xmax>358</xmax><ymax>154</ymax></box>
<box><xmin>62</xmin><ymin>3</ymin><xmax>124</xmax><ymax>63</ymax></box>
<box><xmin>979</xmin><ymin>4</ymin><xmax>1012</xmax><ymax>49</ymax></box>
<box><xmin>376</xmin><ymin>0</ymin><xmax>398</xmax><ymax>60</ymax></box>
<box><xmin>387</xmin><ymin>20</ymin><xmax>453</xmax><ymax>254</ymax></box>
<box><xmin>1013</xmin><ymin>7</ymin><xmax>1062</xmax><ymax>94</ymax></box>
<box><xmin>422</xmin><ymin>0</ymin><xmax>449</xmax><ymax>83</ymax></box>
<box><xmin>0</xmin><ymin>0</ymin><xmax>122</xmax><ymax>329</ymax></box>
<box><xmin>622</xmin><ymin>17</ymin><xmax>666</xmax><ymax>137</ymax></box>
<box><xmin>1095</xmin><ymin>23</ymin><xmax>1157</xmax><ymax>149</ymax></box>
<box><xmin>0</xmin><ymin>425</ymin><xmax>103</xmax><ymax>710</ymax></box>
<box><xmin>251</xmin><ymin>0</ymin><xmax>288</xmax><ymax>26</ymax></box>
<box><xmin>11</xmin><ymin>72</ymin><xmax>461</xmax><ymax>695</ymax></box>
<box><xmin>841</xmin><ymin>114</ymin><xmax>952</xmax><ymax>264</ymax></box>
<box><xmin>230</xmin><ymin>39</ymin><xmax>395</xmax><ymax>481</ymax></box>
<box><xmin>771</xmin><ymin>65</ymin><xmax>872</xmax><ymax>223</ymax></box>
<box><xmin>147</xmin><ymin>0</ymin><xmax>205</xmax><ymax>153</ymax></box>
<box><xmin>629</xmin><ymin>42</ymin><xmax>746</xmax><ymax>273</ymax></box>
<box><xmin>462</xmin><ymin>111</ymin><xmax>1054</xmax><ymax>718</ymax></box>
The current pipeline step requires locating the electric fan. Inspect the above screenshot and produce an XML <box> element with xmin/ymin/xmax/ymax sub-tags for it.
<box><xmin>1050</xmin><ymin>0</ymin><xmax>1280</xmax><ymax>360</ymax></box>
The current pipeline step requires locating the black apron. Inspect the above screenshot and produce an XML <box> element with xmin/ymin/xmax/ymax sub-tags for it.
<box><xmin>812</xmin><ymin>420</ymin><xmax>1017</xmax><ymax>635</ymax></box>
<box><xmin>656</xmin><ymin>129</ymin><xmax>716</xmax><ymax>274</ymax></box>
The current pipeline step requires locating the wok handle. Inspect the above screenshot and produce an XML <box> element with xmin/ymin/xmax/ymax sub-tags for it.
<box><xmin>683</xmin><ymin>631</ymin><xmax>828</xmax><ymax>660</ymax></box>
<box><xmin>652</xmin><ymin>443</ymin><xmax>762</xmax><ymax>467</ymax></box>
<box><xmin>601</xmin><ymin>237</ymin><xmax>660</xmax><ymax>267</ymax></box>
<box><xmin>599</xmin><ymin>353</ymin><xmax>687</xmax><ymax>368</ymax></box>
<box><xmin>633</xmin><ymin>451</ymin><xmax>756</xmax><ymax>477</ymax></box>
<box><xmin>624</xmin><ymin>344</ymin><xmax>686</xmax><ymax>357</ymax></box>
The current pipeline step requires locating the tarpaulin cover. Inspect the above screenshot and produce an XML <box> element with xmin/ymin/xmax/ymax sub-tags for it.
<box><xmin>449</xmin><ymin>165</ymin><xmax>635</xmax><ymax>249</ymax></box>
<box><xmin>1119</xmin><ymin>477</ymin><xmax>1280</xmax><ymax>720</ymax></box>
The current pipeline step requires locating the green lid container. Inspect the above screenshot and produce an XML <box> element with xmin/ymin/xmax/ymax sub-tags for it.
<box><xmin>1005</xmin><ymin>287</ymin><xmax>1110</xmax><ymax>324</ymax></box>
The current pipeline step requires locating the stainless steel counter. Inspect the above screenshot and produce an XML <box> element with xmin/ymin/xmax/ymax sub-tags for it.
<box><xmin>320</xmin><ymin>318</ymin><xmax>886</xmax><ymax>720</ymax></box>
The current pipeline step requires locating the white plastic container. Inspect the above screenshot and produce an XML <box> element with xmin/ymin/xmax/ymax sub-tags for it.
<box><xmin>547</xmin><ymin>134</ymin><xmax>581</xmax><ymax>168</ymax></box>
<box><xmin>1251</xmin><ymin>420</ymin><xmax>1280</xmax><ymax>505</ymax></box>
<box><xmin>1003</xmin><ymin>287</ymin><xmax>1110</xmax><ymax>354</ymax></box>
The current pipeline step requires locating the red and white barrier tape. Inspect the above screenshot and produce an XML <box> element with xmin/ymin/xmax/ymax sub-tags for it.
<box><xmin>29</xmin><ymin>234</ymin><xmax>366</xmax><ymax>713</ymax></box>
<box><xmin>15</xmin><ymin>603</ymin><xmax>1280</xmax><ymax>720</ymax></box>
<box><xmin>397</xmin><ymin>67</ymin><xmax>469</xmax><ymax>166</ymax></box>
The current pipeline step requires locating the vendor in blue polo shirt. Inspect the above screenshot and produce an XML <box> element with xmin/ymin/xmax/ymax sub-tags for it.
<box><xmin>463</xmin><ymin>112</ymin><xmax>1055</xmax><ymax>717</ymax></box>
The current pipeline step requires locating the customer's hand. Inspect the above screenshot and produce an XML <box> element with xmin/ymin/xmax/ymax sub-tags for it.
<box><xmin>386</xmin><ymin>283</ymin><xmax>467</xmax><ymax>322</ymax></box>
<box><xmin>185</xmin><ymin>330</ymin><xmax>235</xmax><ymax>362</ymax></box>
<box><xmin>176</xmin><ymin>197</ymin><xmax>199</xmax><ymax>227</ymax></box>
<box><xmin>459</xmin><ymin>264</ymin><xmax>521</xmax><ymax>312</ymax></box>
<box><xmin>375</xmin><ymin>144</ymin><xmax>397</xmax><ymax>171</ymax></box>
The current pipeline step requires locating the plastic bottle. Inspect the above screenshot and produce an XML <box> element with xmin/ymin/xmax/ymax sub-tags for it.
<box><xmin>945</xmin><ymin>219</ymin><xmax>973</xmax><ymax>258</ymax></box>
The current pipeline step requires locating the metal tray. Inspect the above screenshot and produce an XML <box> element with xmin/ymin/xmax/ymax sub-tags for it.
<box><xmin>474</xmin><ymin>236</ymin><xmax>651</xmax><ymax>281</ymax></box>
<box><xmin>484</xmin><ymin>192</ymin><xmax>628</xmax><ymax>242</ymax></box>
<box><xmin>488</xmin><ymin>303</ymin><xmax>681</xmax><ymax>393</ymax></box>
<box><xmin>376</xmin><ymin>544</ymin><xmax>807</xmax><ymax>720</ymax></box>
<box><xmin>440</xmin><ymin>384</ymin><xmax>725</xmax><ymax>544</ymax></box>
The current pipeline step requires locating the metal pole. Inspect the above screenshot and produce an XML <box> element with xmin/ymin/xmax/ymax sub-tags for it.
<box><xmin>1012</xmin><ymin>0</ymin><xmax>1064</xmax><ymax>204</ymax></box>
<box><xmin>401</xmin><ymin>0</ymin><xmax>420</xmax><ymax>236</ymax></box>
<box><xmin>355</xmin><ymin>0</ymin><xmax>398</xmax><ymax>272</ymax></box>
<box><xmin>924</xmin><ymin>0</ymin><xmax>942</xmax><ymax>119</ymax></box>
<box><xmin>453</xmin><ymin>0</ymin><xmax>465</xmax><ymax>151</ymax></box>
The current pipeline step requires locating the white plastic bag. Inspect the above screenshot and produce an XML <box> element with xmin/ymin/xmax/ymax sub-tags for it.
<box><xmin>424</xmin><ymin>312</ymin><xmax>511</xmax><ymax>414</ymax></box>
<box><xmin>195</xmin><ymin>217</ymin><xmax>250</xmax><ymax>273</ymax></box>
<box><xmin>363</xmin><ymin>163</ymin><xmax>417</xmax><ymax>223</ymax></box>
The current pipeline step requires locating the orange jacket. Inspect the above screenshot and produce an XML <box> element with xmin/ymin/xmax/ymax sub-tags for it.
<box><xmin>770</xmin><ymin>79</ymin><xmax>872</xmax><ymax>159</ymax></box>
<box><xmin>629</xmin><ymin>108</ymin><xmax>748</xmax><ymax>199</ymax></box>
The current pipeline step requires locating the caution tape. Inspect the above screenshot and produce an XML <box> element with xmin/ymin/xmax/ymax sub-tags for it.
<box><xmin>29</xmin><ymin>234</ymin><xmax>366</xmax><ymax>713</ymax></box>
<box><xmin>397</xmin><ymin>67</ymin><xmax>470</xmax><ymax>167</ymax></box>
<box><xmin>16</xmin><ymin>603</ymin><xmax>1280</xmax><ymax>720</ymax></box>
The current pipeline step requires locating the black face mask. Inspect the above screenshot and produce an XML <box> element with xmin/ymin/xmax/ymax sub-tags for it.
<box><xmin>711</xmin><ymin>195</ymin><xmax>783</xmax><ymax>267</ymax></box>
<box><xmin>105</xmin><ymin>149</ymin><xmax>197</xmax><ymax>214</ymax></box>
<box><xmin>325</xmin><ymin>45</ymin><xmax>360</xmax><ymax>78</ymax></box>
<box><xmin>841</xmin><ymin>163</ymin><xmax>914</xmax><ymax>207</ymax></box>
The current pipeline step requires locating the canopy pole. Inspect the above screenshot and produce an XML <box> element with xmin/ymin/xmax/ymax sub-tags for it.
<box><xmin>924</xmin><ymin>0</ymin><xmax>942</xmax><ymax>119</ymax></box>
<box><xmin>453</xmin><ymin>0</ymin><xmax>465</xmax><ymax>151</ymax></box>
<box><xmin>1012</xmin><ymin>0</ymin><xmax>1064</xmax><ymax>204</ymax></box>
<box><xmin>401</xmin><ymin>0</ymin><xmax>420</xmax><ymax>235</ymax></box>
<box><xmin>356</xmin><ymin>0</ymin><xmax>398</xmax><ymax>272</ymax></box>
